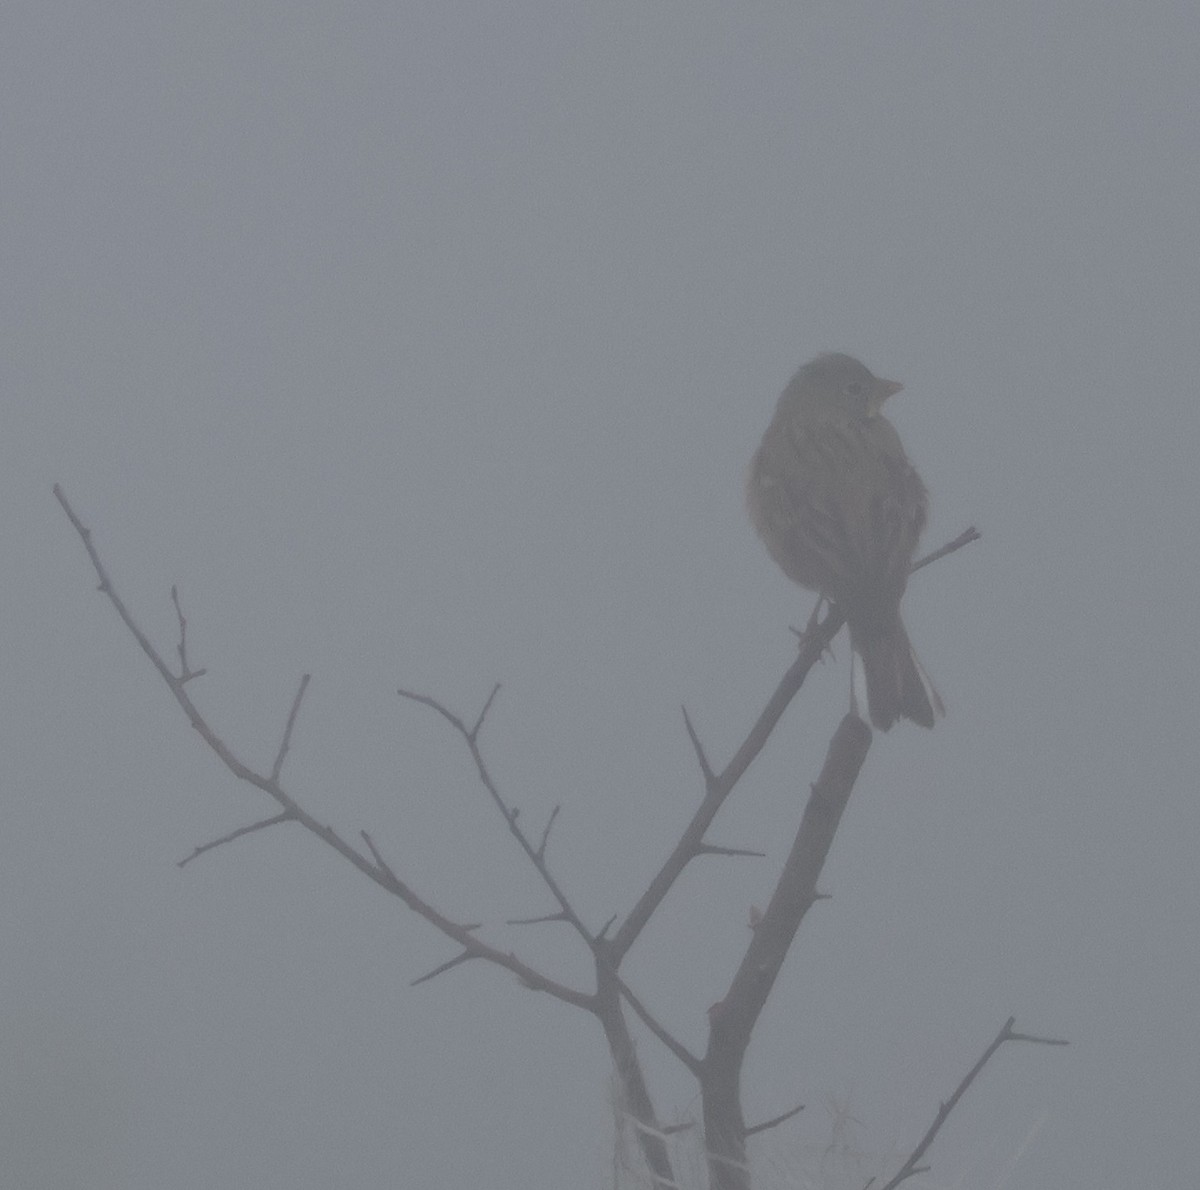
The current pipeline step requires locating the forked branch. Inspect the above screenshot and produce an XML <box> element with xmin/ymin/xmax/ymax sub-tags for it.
<box><xmin>872</xmin><ymin>1015</ymin><xmax>1068</xmax><ymax>1190</ymax></box>
<box><xmin>54</xmin><ymin>484</ymin><xmax>593</xmax><ymax>1013</ymax></box>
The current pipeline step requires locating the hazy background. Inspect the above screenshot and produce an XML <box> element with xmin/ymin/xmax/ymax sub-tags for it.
<box><xmin>5</xmin><ymin>3</ymin><xmax>1199</xmax><ymax>1187</ymax></box>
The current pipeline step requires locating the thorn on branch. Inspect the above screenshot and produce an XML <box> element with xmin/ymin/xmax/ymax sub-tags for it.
<box><xmin>744</xmin><ymin>1102</ymin><xmax>805</xmax><ymax>1138</ymax></box>
<box><xmin>596</xmin><ymin>914</ymin><xmax>618</xmax><ymax>941</ymax></box>
<box><xmin>910</xmin><ymin>525</ymin><xmax>980</xmax><ymax>575</ymax></box>
<box><xmin>507</xmin><ymin>910</ymin><xmax>569</xmax><ymax>927</ymax></box>
<box><xmin>169</xmin><ymin>585</ymin><xmax>207</xmax><ymax>683</ymax></box>
<box><xmin>410</xmin><ymin>950</ymin><xmax>477</xmax><ymax>987</ymax></box>
<box><xmin>360</xmin><ymin>830</ymin><xmax>399</xmax><ymax>884</ymax></box>
<box><xmin>696</xmin><ymin>842</ymin><xmax>766</xmax><ymax>860</ymax></box>
<box><xmin>681</xmin><ymin>705</ymin><xmax>715</xmax><ymax>787</ymax></box>
<box><xmin>271</xmin><ymin>673</ymin><xmax>311</xmax><ymax>783</ymax></box>
<box><xmin>469</xmin><ymin>682</ymin><xmax>502</xmax><ymax>742</ymax></box>
<box><xmin>177</xmin><ymin>812</ymin><xmax>293</xmax><ymax>867</ymax></box>
<box><xmin>535</xmin><ymin>804</ymin><xmax>560</xmax><ymax>861</ymax></box>
<box><xmin>397</xmin><ymin>687</ymin><xmax>466</xmax><ymax>733</ymax></box>
<box><xmin>875</xmin><ymin>1013</ymin><xmax>1068</xmax><ymax>1190</ymax></box>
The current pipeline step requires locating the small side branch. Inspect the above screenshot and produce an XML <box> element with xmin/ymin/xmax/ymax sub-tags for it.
<box><xmin>170</xmin><ymin>586</ymin><xmax>206</xmax><ymax>683</ymax></box>
<box><xmin>910</xmin><ymin>525</ymin><xmax>979</xmax><ymax>575</ymax></box>
<box><xmin>681</xmin><ymin>705</ymin><xmax>715</xmax><ymax>788</ymax></box>
<box><xmin>535</xmin><ymin>804</ymin><xmax>560</xmax><ymax>861</ymax></box>
<box><xmin>410</xmin><ymin>950</ymin><xmax>478</xmax><ymax>987</ymax></box>
<box><xmin>56</xmin><ymin>485</ymin><xmax>594</xmax><ymax>1014</ymax></box>
<box><xmin>398</xmin><ymin>685</ymin><xmax>595</xmax><ymax>948</ymax></box>
<box><xmin>744</xmin><ymin>1102</ymin><xmax>804</xmax><ymax>1139</ymax></box>
<box><xmin>507</xmin><ymin>910</ymin><xmax>569</xmax><ymax>927</ymax></box>
<box><xmin>271</xmin><ymin>673</ymin><xmax>311</xmax><ymax>783</ymax></box>
<box><xmin>178</xmin><ymin>812</ymin><xmax>293</xmax><ymax>867</ymax></box>
<box><xmin>695</xmin><ymin>843</ymin><xmax>766</xmax><ymax>860</ymax></box>
<box><xmin>874</xmin><ymin>1015</ymin><xmax>1068</xmax><ymax>1190</ymax></box>
<box><xmin>469</xmin><ymin>682</ymin><xmax>501</xmax><ymax>742</ymax></box>
<box><xmin>612</xmin><ymin>526</ymin><xmax>979</xmax><ymax>965</ymax></box>
<box><xmin>617</xmin><ymin>977</ymin><xmax>703</xmax><ymax>1075</ymax></box>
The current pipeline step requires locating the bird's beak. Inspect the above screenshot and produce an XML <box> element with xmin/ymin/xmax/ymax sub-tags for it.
<box><xmin>868</xmin><ymin>377</ymin><xmax>903</xmax><ymax>416</ymax></box>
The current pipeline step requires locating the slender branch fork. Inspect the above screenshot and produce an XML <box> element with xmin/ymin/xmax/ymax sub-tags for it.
<box><xmin>53</xmin><ymin>484</ymin><xmax>589</xmax><ymax>1011</ymax></box>
<box><xmin>869</xmin><ymin>1016</ymin><xmax>1068</xmax><ymax>1190</ymax></box>
<box><xmin>57</xmin><ymin>481</ymin><xmax>999</xmax><ymax>1188</ymax></box>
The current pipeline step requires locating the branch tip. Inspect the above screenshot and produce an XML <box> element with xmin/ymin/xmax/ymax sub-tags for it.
<box><xmin>681</xmin><ymin>705</ymin><xmax>715</xmax><ymax>785</ymax></box>
<box><xmin>177</xmin><ymin>812</ymin><xmax>292</xmax><ymax>867</ymax></box>
<box><xmin>410</xmin><ymin>950</ymin><xmax>476</xmax><ymax>987</ymax></box>
<box><xmin>536</xmin><ymin>804</ymin><xmax>560</xmax><ymax>860</ymax></box>
<box><xmin>875</xmin><ymin>1013</ymin><xmax>1067</xmax><ymax>1190</ymax></box>
<box><xmin>469</xmin><ymin>682</ymin><xmax>502</xmax><ymax>740</ymax></box>
<box><xmin>744</xmin><ymin>1102</ymin><xmax>805</xmax><ymax>1138</ymax></box>
<box><xmin>271</xmin><ymin>673</ymin><xmax>311</xmax><ymax>783</ymax></box>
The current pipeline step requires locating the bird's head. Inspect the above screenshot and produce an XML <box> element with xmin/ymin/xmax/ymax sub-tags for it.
<box><xmin>788</xmin><ymin>353</ymin><xmax>903</xmax><ymax>419</ymax></box>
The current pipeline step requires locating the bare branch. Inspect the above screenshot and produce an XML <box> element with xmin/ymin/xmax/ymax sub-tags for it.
<box><xmin>398</xmin><ymin>685</ymin><xmax>596</xmax><ymax>948</ymax></box>
<box><xmin>57</xmin><ymin>486</ymin><xmax>594</xmax><ymax>1013</ymax></box>
<box><xmin>360</xmin><ymin>830</ymin><xmax>400</xmax><ymax>883</ymax></box>
<box><xmin>612</xmin><ymin>601</ymin><xmax>846</xmax><ymax>962</ymax></box>
<box><xmin>616</xmin><ymin>977</ymin><xmax>703</xmax><ymax>1075</ymax></box>
<box><xmin>177</xmin><ymin>812</ymin><xmax>293</xmax><ymax>867</ymax></box>
<box><xmin>410</xmin><ymin>951</ymin><xmax>477</xmax><ymax>987</ymax></box>
<box><xmin>1007</xmin><ymin>1026</ymin><xmax>1069</xmax><ymax>1046</ymax></box>
<box><xmin>469</xmin><ymin>681</ymin><xmax>502</xmax><ymax>742</ymax></box>
<box><xmin>535</xmin><ymin>804</ymin><xmax>560</xmax><ymax>861</ymax></box>
<box><xmin>910</xmin><ymin>525</ymin><xmax>980</xmax><ymax>574</ymax></box>
<box><xmin>507</xmin><ymin>910</ymin><xmax>569</xmax><ymax>927</ymax></box>
<box><xmin>707</xmin><ymin>713</ymin><xmax>871</xmax><ymax>1055</ymax></box>
<box><xmin>695</xmin><ymin>843</ymin><xmax>766</xmax><ymax>860</ymax></box>
<box><xmin>681</xmin><ymin>705</ymin><xmax>715</xmax><ymax>788</ymax></box>
<box><xmin>271</xmin><ymin>673</ymin><xmax>311</xmax><ymax>783</ymax></box>
<box><xmin>873</xmin><ymin>1015</ymin><xmax>1068</xmax><ymax>1190</ymax></box>
<box><xmin>396</xmin><ymin>686</ymin><xmax>466</xmax><ymax>733</ymax></box>
<box><xmin>700</xmin><ymin>712</ymin><xmax>873</xmax><ymax>1189</ymax></box>
<box><xmin>612</xmin><ymin>526</ymin><xmax>976</xmax><ymax>965</ymax></box>
<box><xmin>744</xmin><ymin>1102</ymin><xmax>805</xmax><ymax>1138</ymax></box>
<box><xmin>170</xmin><ymin>585</ymin><xmax>206</xmax><ymax>682</ymax></box>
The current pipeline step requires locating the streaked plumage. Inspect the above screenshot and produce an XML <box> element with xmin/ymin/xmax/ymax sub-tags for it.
<box><xmin>747</xmin><ymin>353</ymin><xmax>939</xmax><ymax>730</ymax></box>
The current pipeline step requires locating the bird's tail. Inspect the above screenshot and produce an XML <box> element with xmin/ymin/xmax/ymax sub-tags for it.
<box><xmin>853</xmin><ymin>618</ymin><xmax>942</xmax><ymax>731</ymax></box>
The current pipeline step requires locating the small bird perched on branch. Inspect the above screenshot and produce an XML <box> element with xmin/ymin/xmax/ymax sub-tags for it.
<box><xmin>747</xmin><ymin>353</ymin><xmax>941</xmax><ymax>730</ymax></box>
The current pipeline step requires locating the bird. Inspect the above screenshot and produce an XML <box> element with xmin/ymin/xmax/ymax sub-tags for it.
<box><xmin>746</xmin><ymin>352</ymin><xmax>940</xmax><ymax>730</ymax></box>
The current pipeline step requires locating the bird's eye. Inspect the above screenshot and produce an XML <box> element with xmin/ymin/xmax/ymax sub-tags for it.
<box><xmin>843</xmin><ymin>381</ymin><xmax>865</xmax><ymax>398</ymax></box>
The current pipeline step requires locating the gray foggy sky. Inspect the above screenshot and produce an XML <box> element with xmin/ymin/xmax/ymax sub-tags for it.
<box><xmin>5</xmin><ymin>3</ymin><xmax>1199</xmax><ymax>1187</ymax></box>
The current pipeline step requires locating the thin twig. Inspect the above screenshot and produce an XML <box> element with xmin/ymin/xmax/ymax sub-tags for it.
<box><xmin>910</xmin><ymin>525</ymin><xmax>980</xmax><ymax>574</ymax></box>
<box><xmin>695</xmin><ymin>843</ymin><xmax>766</xmax><ymax>860</ymax></box>
<box><xmin>410</xmin><ymin>951</ymin><xmax>477</xmax><ymax>987</ymax></box>
<box><xmin>595</xmin><ymin>913</ymin><xmax>618</xmax><ymax>941</ymax></box>
<box><xmin>507</xmin><ymin>910</ymin><xmax>569</xmax><ymax>927</ymax></box>
<box><xmin>681</xmin><ymin>705</ymin><xmax>715</xmax><ymax>788</ymax></box>
<box><xmin>177</xmin><ymin>812</ymin><xmax>292</xmax><ymax>867</ymax></box>
<box><xmin>56</xmin><ymin>485</ymin><xmax>594</xmax><ymax>1012</ymax></box>
<box><xmin>873</xmin><ymin>1015</ymin><xmax>1068</xmax><ymax>1190</ymax></box>
<box><xmin>612</xmin><ymin>526</ymin><xmax>979</xmax><ymax>966</ymax></box>
<box><xmin>469</xmin><ymin>682</ymin><xmax>502</xmax><ymax>742</ymax></box>
<box><xmin>744</xmin><ymin>1102</ymin><xmax>805</xmax><ymax>1138</ymax></box>
<box><xmin>536</xmin><ymin>804</ymin><xmax>560</xmax><ymax>861</ymax></box>
<box><xmin>396</xmin><ymin>687</ymin><xmax>465</xmax><ymax>732</ymax></box>
<box><xmin>398</xmin><ymin>685</ymin><xmax>596</xmax><ymax>948</ymax></box>
<box><xmin>360</xmin><ymin>830</ymin><xmax>399</xmax><ymax>883</ymax></box>
<box><xmin>616</xmin><ymin>977</ymin><xmax>703</xmax><ymax>1075</ymax></box>
<box><xmin>271</xmin><ymin>673</ymin><xmax>311</xmax><ymax>783</ymax></box>
<box><xmin>170</xmin><ymin>585</ymin><xmax>206</xmax><ymax>682</ymax></box>
<box><xmin>611</xmin><ymin>601</ymin><xmax>846</xmax><ymax>962</ymax></box>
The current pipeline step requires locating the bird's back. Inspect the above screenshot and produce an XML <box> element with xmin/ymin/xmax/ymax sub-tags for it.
<box><xmin>748</xmin><ymin>395</ymin><xmax>927</xmax><ymax>633</ymax></box>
